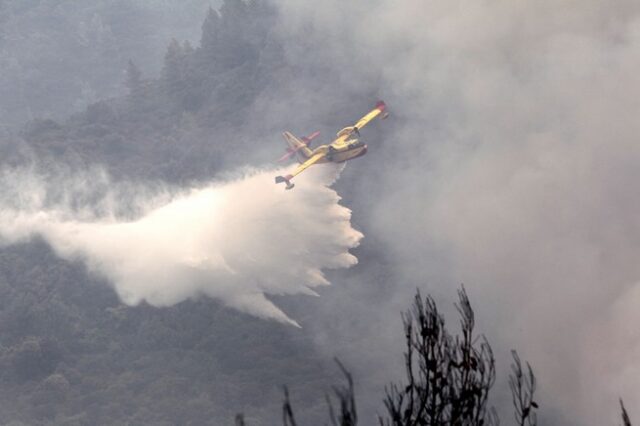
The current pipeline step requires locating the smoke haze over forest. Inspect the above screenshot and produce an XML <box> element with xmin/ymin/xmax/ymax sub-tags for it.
<box><xmin>0</xmin><ymin>0</ymin><xmax>216</xmax><ymax>129</ymax></box>
<box><xmin>0</xmin><ymin>0</ymin><xmax>638</xmax><ymax>424</ymax></box>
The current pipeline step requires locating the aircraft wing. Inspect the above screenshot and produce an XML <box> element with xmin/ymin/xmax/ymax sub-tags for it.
<box><xmin>354</xmin><ymin>100</ymin><xmax>388</xmax><ymax>130</ymax></box>
<box><xmin>275</xmin><ymin>152</ymin><xmax>326</xmax><ymax>189</ymax></box>
<box><xmin>290</xmin><ymin>152</ymin><xmax>326</xmax><ymax>178</ymax></box>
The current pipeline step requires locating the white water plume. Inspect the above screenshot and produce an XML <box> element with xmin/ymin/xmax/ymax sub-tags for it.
<box><xmin>0</xmin><ymin>164</ymin><xmax>362</xmax><ymax>327</ymax></box>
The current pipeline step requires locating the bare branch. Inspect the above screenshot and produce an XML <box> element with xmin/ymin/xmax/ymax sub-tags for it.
<box><xmin>509</xmin><ymin>350</ymin><xmax>538</xmax><ymax>426</ymax></box>
<box><xmin>621</xmin><ymin>399</ymin><xmax>632</xmax><ymax>426</ymax></box>
<box><xmin>325</xmin><ymin>358</ymin><xmax>358</xmax><ymax>426</ymax></box>
<box><xmin>380</xmin><ymin>286</ymin><xmax>496</xmax><ymax>425</ymax></box>
<box><xmin>282</xmin><ymin>386</ymin><xmax>298</xmax><ymax>426</ymax></box>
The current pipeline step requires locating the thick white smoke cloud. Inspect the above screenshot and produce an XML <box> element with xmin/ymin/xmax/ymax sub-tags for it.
<box><xmin>0</xmin><ymin>164</ymin><xmax>362</xmax><ymax>327</ymax></box>
<box><xmin>271</xmin><ymin>0</ymin><xmax>640</xmax><ymax>423</ymax></box>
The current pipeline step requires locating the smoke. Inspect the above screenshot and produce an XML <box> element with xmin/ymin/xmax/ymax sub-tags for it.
<box><xmin>0</xmin><ymin>164</ymin><xmax>362</xmax><ymax>327</ymax></box>
<box><xmin>267</xmin><ymin>0</ymin><xmax>640</xmax><ymax>423</ymax></box>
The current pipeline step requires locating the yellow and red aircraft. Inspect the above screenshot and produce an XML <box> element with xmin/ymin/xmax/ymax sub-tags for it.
<box><xmin>275</xmin><ymin>101</ymin><xmax>388</xmax><ymax>189</ymax></box>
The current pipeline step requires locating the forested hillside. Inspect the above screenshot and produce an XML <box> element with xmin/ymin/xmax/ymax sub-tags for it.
<box><xmin>0</xmin><ymin>1</ymin><xmax>388</xmax><ymax>424</ymax></box>
<box><xmin>11</xmin><ymin>1</ymin><xmax>384</xmax><ymax>180</ymax></box>
<box><xmin>0</xmin><ymin>0</ymin><xmax>212</xmax><ymax>131</ymax></box>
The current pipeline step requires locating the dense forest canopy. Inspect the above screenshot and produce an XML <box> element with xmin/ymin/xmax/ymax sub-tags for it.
<box><xmin>0</xmin><ymin>0</ymin><xmax>214</xmax><ymax>130</ymax></box>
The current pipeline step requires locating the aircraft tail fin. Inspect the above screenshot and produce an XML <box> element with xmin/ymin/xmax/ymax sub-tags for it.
<box><xmin>282</xmin><ymin>131</ymin><xmax>314</xmax><ymax>161</ymax></box>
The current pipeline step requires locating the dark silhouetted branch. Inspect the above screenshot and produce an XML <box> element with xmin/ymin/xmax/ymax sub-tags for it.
<box><xmin>326</xmin><ymin>357</ymin><xmax>358</xmax><ymax>425</ymax></box>
<box><xmin>621</xmin><ymin>399</ymin><xmax>632</xmax><ymax>426</ymax></box>
<box><xmin>235</xmin><ymin>413</ymin><xmax>246</xmax><ymax>426</ymax></box>
<box><xmin>509</xmin><ymin>350</ymin><xmax>538</xmax><ymax>426</ymax></box>
<box><xmin>379</xmin><ymin>286</ymin><xmax>497</xmax><ymax>426</ymax></box>
<box><xmin>282</xmin><ymin>386</ymin><xmax>298</xmax><ymax>426</ymax></box>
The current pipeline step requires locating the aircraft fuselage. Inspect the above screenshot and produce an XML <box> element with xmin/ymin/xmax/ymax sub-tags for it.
<box><xmin>310</xmin><ymin>139</ymin><xmax>368</xmax><ymax>164</ymax></box>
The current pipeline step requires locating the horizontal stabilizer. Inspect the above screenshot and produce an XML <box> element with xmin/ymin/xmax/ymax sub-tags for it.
<box><xmin>275</xmin><ymin>174</ymin><xmax>295</xmax><ymax>190</ymax></box>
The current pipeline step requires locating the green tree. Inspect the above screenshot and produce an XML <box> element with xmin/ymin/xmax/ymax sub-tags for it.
<box><xmin>216</xmin><ymin>0</ymin><xmax>256</xmax><ymax>70</ymax></box>
<box><xmin>125</xmin><ymin>59</ymin><xmax>143</xmax><ymax>97</ymax></box>
<box><xmin>200</xmin><ymin>6</ymin><xmax>220</xmax><ymax>56</ymax></box>
<box><xmin>162</xmin><ymin>38</ymin><xmax>186</xmax><ymax>99</ymax></box>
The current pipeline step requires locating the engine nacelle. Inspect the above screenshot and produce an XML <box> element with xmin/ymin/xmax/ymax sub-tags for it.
<box><xmin>336</xmin><ymin>126</ymin><xmax>357</xmax><ymax>138</ymax></box>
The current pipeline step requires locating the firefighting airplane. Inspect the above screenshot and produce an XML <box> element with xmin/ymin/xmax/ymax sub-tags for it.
<box><xmin>275</xmin><ymin>101</ymin><xmax>388</xmax><ymax>189</ymax></box>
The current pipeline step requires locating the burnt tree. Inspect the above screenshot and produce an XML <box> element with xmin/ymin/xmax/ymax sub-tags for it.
<box><xmin>380</xmin><ymin>287</ymin><xmax>497</xmax><ymax>426</ymax></box>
